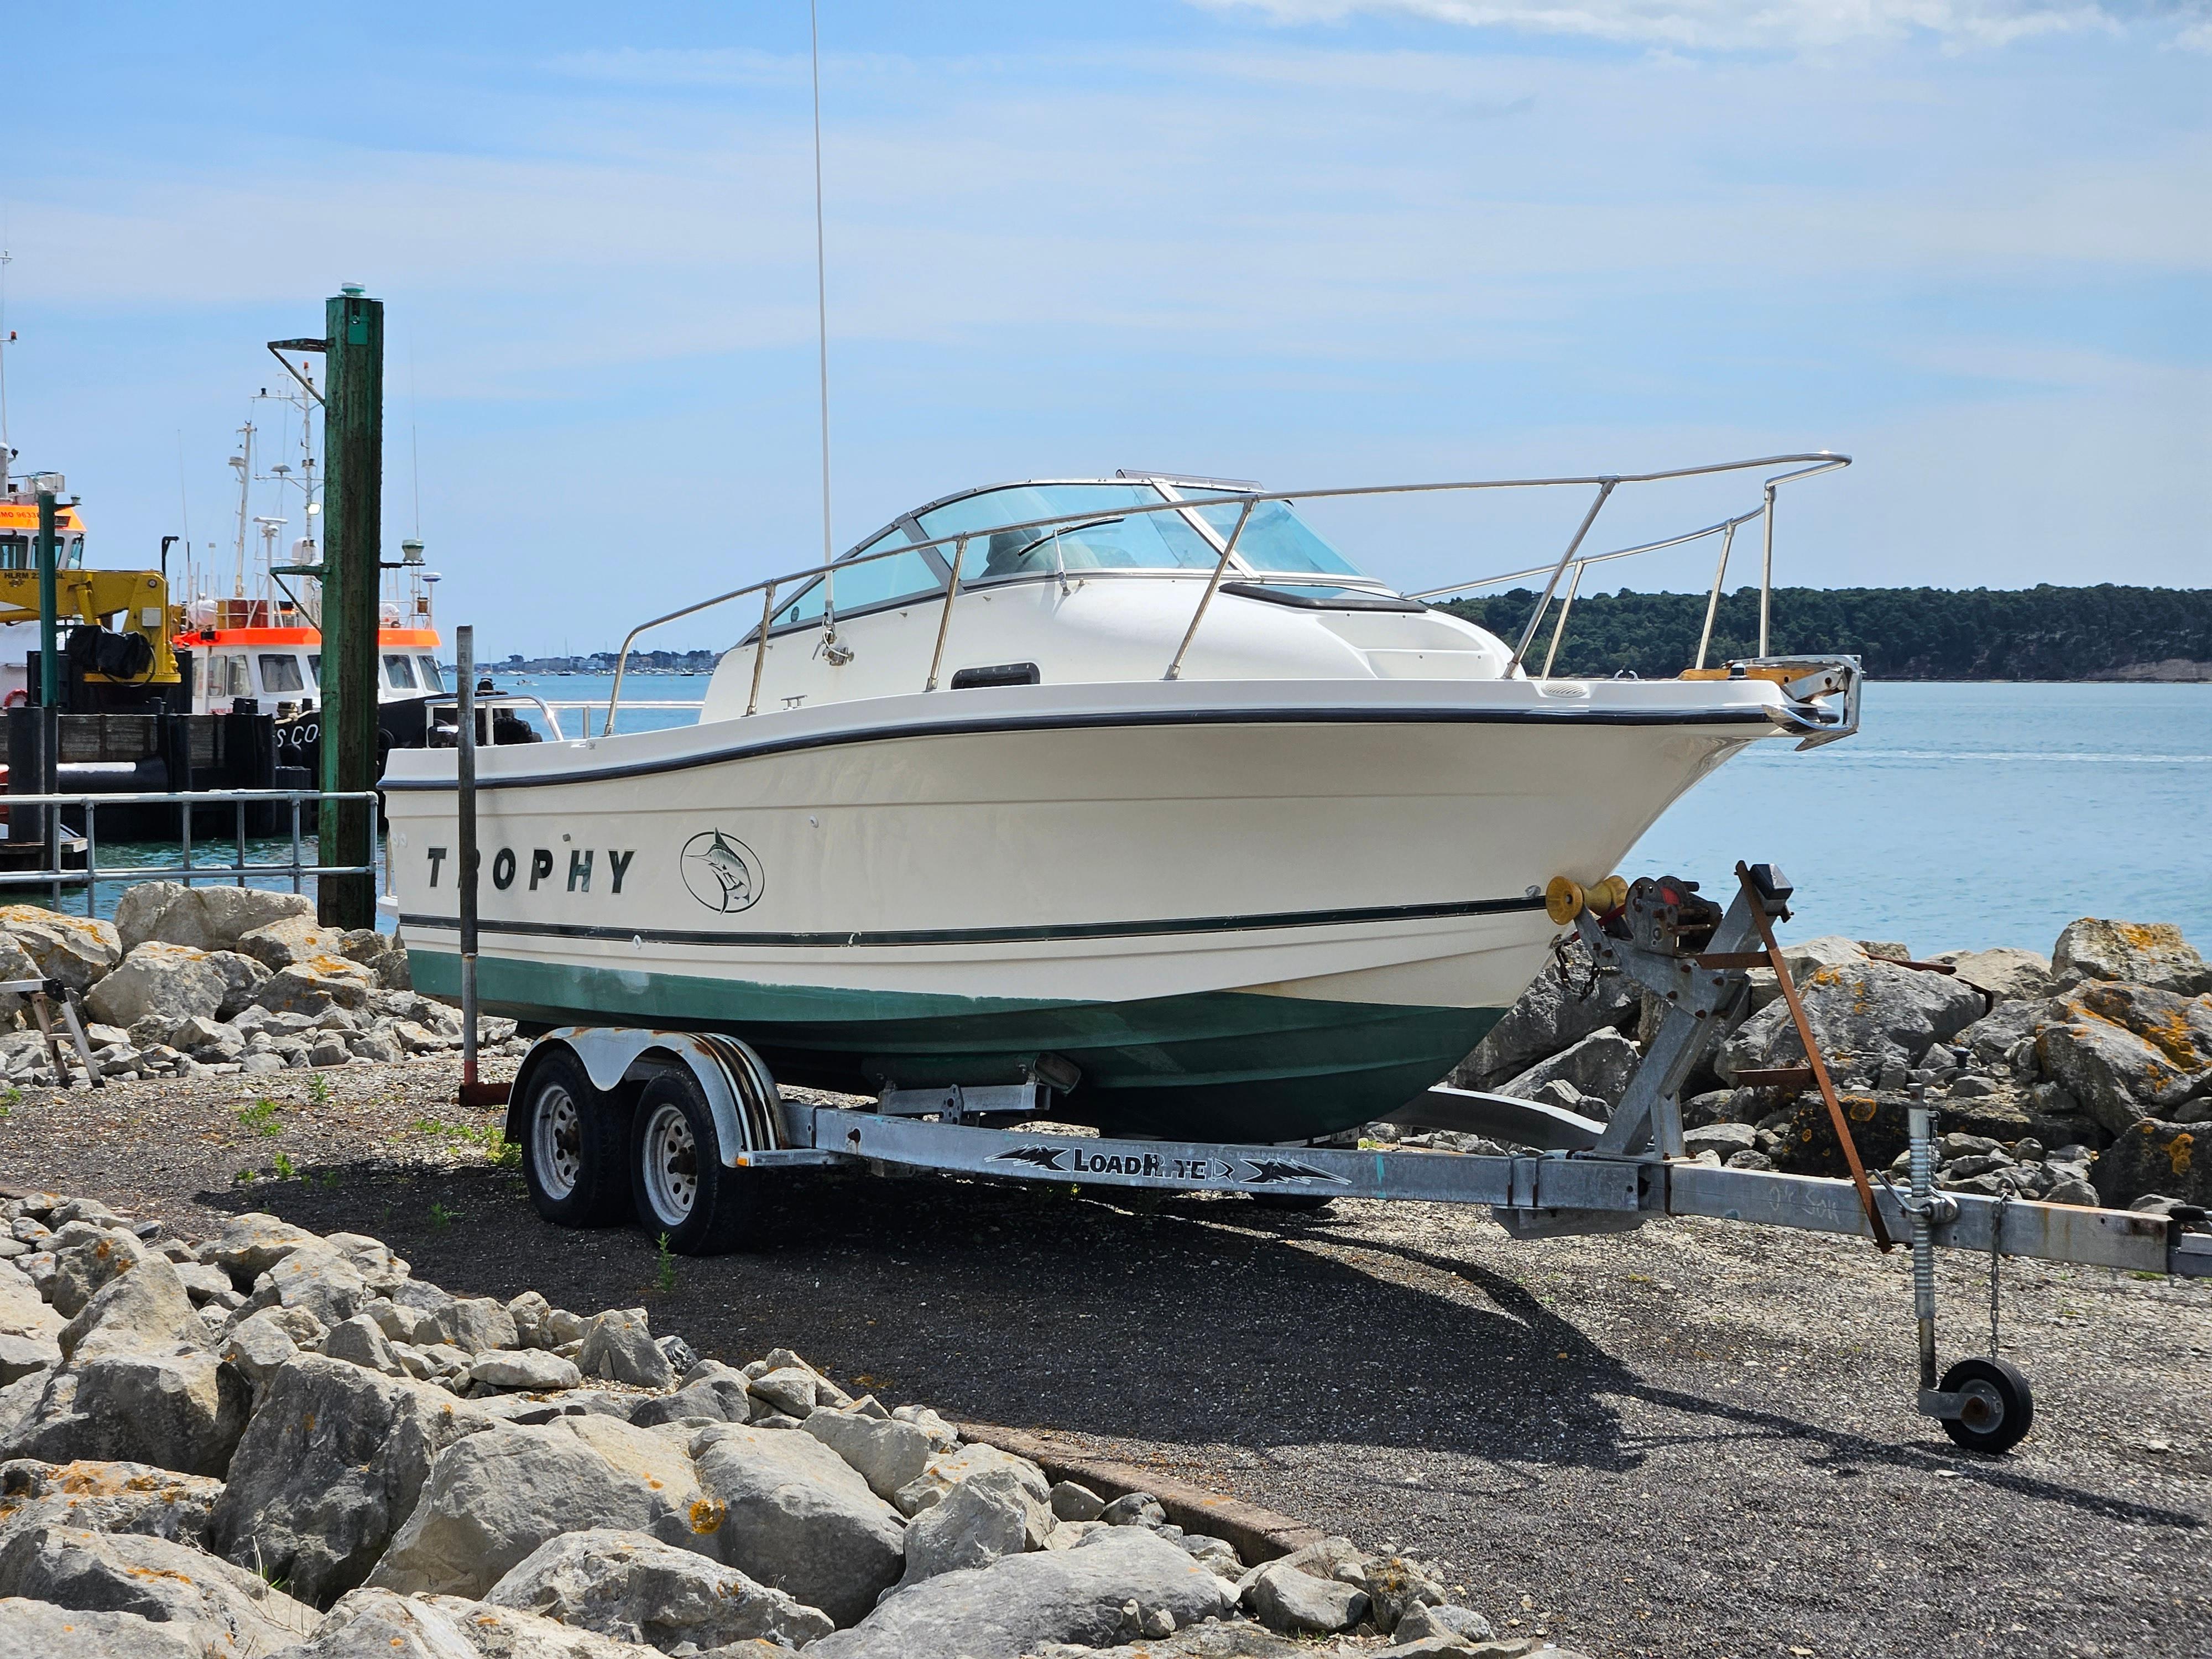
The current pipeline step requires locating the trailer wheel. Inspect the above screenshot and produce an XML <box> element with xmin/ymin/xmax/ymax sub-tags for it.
<box><xmin>631</xmin><ymin>1070</ymin><xmax>755</xmax><ymax>1255</ymax></box>
<box><xmin>519</xmin><ymin>1050</ymin><xmax>630</xmax><ymax>1227</ymax></box>
<box><xmin>1937</xmin><ymin>1355</ymin><xmax>2034</xmax><ymax>1454</ymax></box>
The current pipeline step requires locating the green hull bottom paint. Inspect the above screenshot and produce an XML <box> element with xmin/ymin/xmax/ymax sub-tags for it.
<box><xmin>414</xmin><ymin>950</ymin><xmax>1502</xmax><ymax>1144</ymax></box>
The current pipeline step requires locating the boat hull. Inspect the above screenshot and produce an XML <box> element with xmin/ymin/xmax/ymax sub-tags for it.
<box><xmin>385</xmin><ymin>679</ymin><xmax>1781</xmax><ymax>1141</ymax></box>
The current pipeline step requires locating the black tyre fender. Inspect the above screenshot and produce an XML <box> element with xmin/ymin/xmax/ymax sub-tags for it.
<box><xmin>1938</xmin><ymin>1355</ymin><xmax>2035</xmax><ymax>1454</ymax></box>
<box><xmin>515</xmin><ymin>1047</ymin><xmax>630</xmax><ymax>1227</ymax></box>
<box><xmin>629</xmin><ymin>1067</ymin><xmax>760</xmax><ymax>1255</ymax></box>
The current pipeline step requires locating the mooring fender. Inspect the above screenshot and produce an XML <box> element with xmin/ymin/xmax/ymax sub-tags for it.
<box><xmin>508</xmin><ymin>1027</ymin><xmax>782</xmax><ymax>1164</ymax></box>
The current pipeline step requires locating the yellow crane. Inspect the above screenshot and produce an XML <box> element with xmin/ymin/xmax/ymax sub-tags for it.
<box><xmin>0</xmin><ymin>567</ymin><xmax>182</xmax><ymax>687</ymax></box>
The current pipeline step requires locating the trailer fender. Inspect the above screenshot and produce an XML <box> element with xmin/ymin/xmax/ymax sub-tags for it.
<box><xmin>508</xmin><ymin>1028</ymin><xmax>784</xmax><ymax>1165</ymax></box>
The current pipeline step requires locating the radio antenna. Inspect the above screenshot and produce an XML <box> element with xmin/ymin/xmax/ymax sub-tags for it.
<box><xmin>809</xmin><ymin>0</ymin><xmax>832</xmax><ymax>566</ymax></box>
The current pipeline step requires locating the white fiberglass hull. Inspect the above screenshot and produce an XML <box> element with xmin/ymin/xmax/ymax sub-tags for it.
<box><xmin>384</xmin><ymin>676</ymin><xmax>1785</xmax><ymax>1139</ymax></box>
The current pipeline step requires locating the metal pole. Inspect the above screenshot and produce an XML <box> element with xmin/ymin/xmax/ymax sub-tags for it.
<box><xmin>34</xmin><ymin>489</ymin><xmax>58</xmax><ymax>709</ymax></box>
<box><xmin>1757</xmin><ymin>482</ymin><xmax>1777</xmax><ymax>658</ymax></box>
<box><xmin>1509</xmin><ymin>480</ymin><xmax>1615</xmax><ymax>674</ymax></box>
<box><xmin>1165</xmin><ymin>499</ymin><xmax>1254</xmax><ymax>682</ymax></box>
<box><xmin>317</xmin><ymin>287</ymin><xmax>382</xmax><ymax>927</ymax></box>
<box><xmin>456</xmin><ymin>625</ymin><xmax>480</xmax><ymax>1098</ymax></box>
<box><xmin>924</xmin><ymin>538</ymin><xmax>966</xmax><ymax>692</ymax></box>
<box><xmin>1695</xmin><ymin>519</ymin><xmax>1738</xmax><ymax>671</ymax></box>
<box><xmin>1909</xmin><ymin>1102</ymin><xmax>1939</xmax><ymax>1391</ymax></box>
<box><xmin>1539</xmin><ymin>561</ymin><xmax>1584</xmax><ymax>680</ymax></box>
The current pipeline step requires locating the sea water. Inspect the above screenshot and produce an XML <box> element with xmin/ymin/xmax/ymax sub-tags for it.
<box><xmin>63</xmin><ymin>676</ymin><xmax>2212</xmax><ymax>955</ymax></box>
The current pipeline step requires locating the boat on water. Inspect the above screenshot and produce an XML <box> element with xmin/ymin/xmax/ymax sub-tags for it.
<box><xmin>385</xmin><ymin>456</ymin><xmax>1860</xmax><ymax>1143</ymax></box>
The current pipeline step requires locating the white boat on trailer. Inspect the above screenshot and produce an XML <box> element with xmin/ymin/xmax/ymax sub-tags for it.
<box><xmin>385</xmin><ymin>453</ymin><xmax>1860</xmax><ymax>1144</ymax></box>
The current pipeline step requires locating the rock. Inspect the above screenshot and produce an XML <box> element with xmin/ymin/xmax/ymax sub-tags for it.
<box><xmin>577</xmin><ymin>1308</ymin><xmax>674</xmax><ymax>1389</ymax></box>
<box><xmin>485</xmin><ymin>1526</ymin><xmax>834</xmax><ymax>1650</ymax></box>
<box><xmin>0</xmin><ymin>906</ymin><xmax>122</xmax><ymax>993</ymax></box>
<box><xmin>0</xmin><ymin>1458</ymin><xmax>223</xmax><ymax>1547</ymax></box>
<box><xmin>506</xmin><ymin>1291</ymin><xmax>552</xmax><ymax>1349</ymax></box>
<box><xmin>1719</xmin><ymin>958</ymin><xmax>1984</xmax><ymax>1083</ymax></box>
<box><xmin>0</xmin><ymin>1521</ymin><xmax>319</xmax><ymax>1652</ymax></box>
<box><xmin>2092</xmin><ymin>1119</ymin><xmax>2210</xmax><ymax>1209</ymax></box>
<box><xmin>114</xmin><ymin>882</ymin><xmax>316</xmax><ymax>955</ymax></box>
<box><xmin>805</xmin><ymin>1407</ymin><xmax>933</xmax><ymax>1503</ymax></box>
<box><xmin>1049</xmin><ymin>1480</ymin><xmax>1105</xmax><ymax>1523</ymax></box>
<box><xmin>1247</xmin><ymin>1557</ymin><xmax>1370</xmax><ymax>1635</ymax></box>
<box><xmin>630</xmin><ymin>1378</ymin><xmax>749</xmax><ymax>1430</ymax></box>
<box><xmin>202</xmin><ymin>953</ymin><xmax>274</xmax><ymax>1020</ymax></box>
<box><xmin>208</xmin><ymin>1355</ymin><xmax>492</xmax><ymax>1604</ymax></box>
<box><xmin>1498</xmin><ymin>1029</ymin><xmax>1641</xmax><ymax>1113</ymax></box>
<box><xmin>468</xmin><ymin>1350</ymin><xmax>583</xmax><ymax>1392</ymax></box>
<box><xmin>2053</xmin><ymin>919</ymin><xmax>2212</xmax><ymax>995</ymax></box>
<box><xmin>48</xmin><ymin>1229</ymin><xmax>147</xmax><ymax>1320</ymax></box>
<box><xmin>899</xmin><ymin>1465</ymin><xmax>1053</xmax><ymax>1587</ymax></box>
<box><xmin>1357</xmin><ymin>1554</ymin><xmax>1449</xmax><ymax>1634</ymax></box>
<box><xmin>1743</xmin><ymin>935</ymin><xmax>1869</xmax><ymax>1011</ymax></box>
<box><xmin>1391</xmin><ymin>1601</ymin><xmax>1500</xmax><ymax>1645</ymax></box>
<box><xmin>442</xmin><ymin>1297</ymin><xmax>520</xmax><ymax>1355</ymax></box>
<box><xmin>1</xmin><ymin>1347</ymin><xmax>248</xmax><ymax>1478</ymax></box>
<box><xmin>326</xmin><ymin>1313</ymin><xmax>410</xmax><ymax>1376</ymax></box>
<box><xmin>205</xmin><ymin>1213</ymin><xmax>317</xmax><ymax>1285</ymax></box>
<box><xmin>281</xmin><ymin>1585</ymin><xmax>662</xmax><ymax>1659</ymax></box>
<box><xmin>235</xmin><ymin>913</ymin><xmax>347</xmax><ymax>971</ymax></box>
<box><xmin>255</xmin><ymin>1243</ymin><xmax>370</xmax><ymax>1327</ymax></box>
<box><xmin>0</xmin><ymin>1597</ymin><xmax>212</xmax><ymax>1657</ymax></box>
<box><xmin>2036</xmin><ymin>985</ymin><xmax>2212</xmax><ymax>1135</ymax></box>
<box><xmin>337</xmin><ymin>927</ymin><xmax>411</xmax><ymax>992</ymax></box>
<box><xmin>1099</xmin><ymin>1491</ymin><xmax>1163</xmax><ymax>1527</ymax></box>
<box><xmin>252</xmin><ymin>956</ymin><xmax>377</xmax><ymax>1016</ymax></box>
<box><xmin>691</xmin><ymin>1420</ymin><xmax>905</xmax><ymax>1626</ymax></box>
<box><xmin>1681</xmin><ymin>1121</ymin><xmax>1757</xmax><ymax>1158</ymax></box>
<box><xmin>218</xmin><ymin>1311</ymin><xmax>300</xmax><ymax>1392</ymax></box>
<box><xmin>58</xmin><ymin>1254</ymin><xmax>204</xmax><ymax>1362</ymax></box>
<box><xmin>82</xmin><ymin>944</ymin><xmax>227</xmax><ymax>1042</ymax></box>
<box><xmin>808</xmin><ymin>1527</ymin><xmax>1236</xmax><ymax>1659</ymax></box>
<box><xmin>746</xmin><ymin>1365</ymin><xmax>816</xmax><ymax>1417</ymax></box>
<box><xmin>1932</xmin><ymin>947</ymin><xmax>2053</xmax><ymax>1004</ymax></box>
<box><xmin>0</xmin><ymin>1335</ymin><xmax>58</xmax><ymax>1387</ymax></box>
<box><xmin>368</xmin><ymin>1415</ymin><xmax>727</xmax><ymax>1600</ymax></box>
<box><xmin>1449</xmin><ymin>934</ymin><xmax>1642</xmax><ymax>1092</ymax></box>
<box><xmin>894</xmin><ymin>1441</ymin><xmax>1051</xmax><ymax>1519</ymax></box>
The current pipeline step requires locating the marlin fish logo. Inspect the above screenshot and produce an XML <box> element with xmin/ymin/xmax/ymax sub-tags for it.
<box><xmin>680</xmin><ymin>830</ymin><xmax>765</xmax><ymax>915</ymax></box>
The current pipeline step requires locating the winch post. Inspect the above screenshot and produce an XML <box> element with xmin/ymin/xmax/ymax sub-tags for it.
<box><xmin>1908</xmin><ymin>1102</ymin><xmax>1941</xmax><ymax>1391</ymax></box>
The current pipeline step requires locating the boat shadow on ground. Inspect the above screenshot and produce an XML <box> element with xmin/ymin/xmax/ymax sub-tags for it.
<box><xmin>204</xmin><ymin>1159</ymin><xmax>2197</xmax><ymax>1536</ymax></box>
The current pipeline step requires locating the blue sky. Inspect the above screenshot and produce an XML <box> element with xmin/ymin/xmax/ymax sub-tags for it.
<box><xmin>2</xmin><ymin>1</ymin><xmax>2204</xmax><ymax>655</ymax></box>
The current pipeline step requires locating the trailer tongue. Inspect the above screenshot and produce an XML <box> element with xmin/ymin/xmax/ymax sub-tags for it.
<box><xmin>494</xmin><ymin>862</ymin><xmax>2210</xmax><ymax>1459</ymax></box>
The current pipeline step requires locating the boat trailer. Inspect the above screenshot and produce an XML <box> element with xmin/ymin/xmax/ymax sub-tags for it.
<box><xmin>499</xmin><ymin>862</ymin><xmax>2210</xmax><ymax>1458</ymax></box>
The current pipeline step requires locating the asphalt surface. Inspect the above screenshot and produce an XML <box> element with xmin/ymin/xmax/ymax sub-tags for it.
<box><xmin>4</xmin><ymin>1065</ymin><xmax>2208</xmax><ymax>1658</ymax></box>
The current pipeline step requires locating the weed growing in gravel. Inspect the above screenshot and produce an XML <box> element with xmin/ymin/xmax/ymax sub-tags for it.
<box><xmin>411</xmin><ymin>1118</ymin><xmax>520</xmax><ymax>1166</ymax></box>
<box><xmin>429</xmin><ymin>1200</ymin><xmax>456</xmax><ymax>1229</ymax></box>
<box><xmin>0</xmin><ymin>1085</ymin><xmax>19</xmax><ymax>1118</ymax></box>
<box><xmin>307</xmin><ymin>1074</ymin><xmax>331</xmax><ymax>1106</ymax></box>
<box><xmin>319</xmin><ymin>1167</ymin><xmax>341</xmax><ymax>1190</ymax></box>
<box><xmin>272</xmin><ymin>1152</ymin><xmax>296</xmax><ymax>1180</ymax></box>
<box><xmin>237</xmin><ymin>1099</ymin><xmax>283</xmax><ymax>1137</ymax></box>
<box><xmin>656</xmin><ymin>1232</ymin><xmax>677</xmax><ymax>1295</ymax></box>
<box><xmin>232</xmin><ymin>1167</ymin><xmax>257</xmax><ymax>1185</ymax></box>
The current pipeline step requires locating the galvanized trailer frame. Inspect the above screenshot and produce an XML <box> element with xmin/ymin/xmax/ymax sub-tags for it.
<box><xmin>504</xmin><ymin>861</ymin><xmax>2209</xmax><ymax>1455</ymax></box>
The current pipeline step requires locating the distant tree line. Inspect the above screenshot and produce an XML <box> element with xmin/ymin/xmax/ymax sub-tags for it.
<box><xmin>1438</xmin><ymin>585</ymin><xmax>2212</xmax><ymax>680</ymax></box>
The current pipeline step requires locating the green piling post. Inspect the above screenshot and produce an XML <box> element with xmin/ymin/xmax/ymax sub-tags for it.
<box><xmin>317</xmin><ymin>287</ymin><xmax>382</xmax><ymax>928</ymax></box>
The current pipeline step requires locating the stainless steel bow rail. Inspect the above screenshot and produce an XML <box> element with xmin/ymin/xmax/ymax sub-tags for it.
<box><xmin>493</xmin><ymin>859</ymin><xmax>2206</xmax><ymax>1459</ymax></box>
<box><xmin>598</xmin><ymin>451</ymin><xmax>1851</xmax><ymax>729</ymax></box>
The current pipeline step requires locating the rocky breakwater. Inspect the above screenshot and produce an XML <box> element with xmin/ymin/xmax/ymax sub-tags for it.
<box><xmin>1421</xmin><ymin>915</ymin><xmax>2212</xmax><ymax>1217</ymax></box>
<box><xmin>0</xmin><ymin>882</ymin><xmax>528</xmax><ymax>1086</ymax></box>
<box><xmin>0</xmin><ymin>1197</ymin><xmax>1556</xmax><ymax>1658</ymax></box>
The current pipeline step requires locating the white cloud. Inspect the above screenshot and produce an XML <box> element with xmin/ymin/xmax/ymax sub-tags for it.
<box><xmin>1199</xmin><ymin>0</ymin><xmax>2203</xmax><ymax>51</ymax></box>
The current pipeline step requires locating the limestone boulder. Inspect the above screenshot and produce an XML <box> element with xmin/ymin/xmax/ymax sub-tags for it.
<box><xmin>444</xmin><ymin>1297</ymin><xmax>520</xmax><ymax>1355</ymax></box>
<box><xmin>576</xmin><ymin>1308</ymin><xmax>672</xmax><ymax>1389</ymax></box>
<box><xmin>47</xmin><ymin>1229</ymin><xmax>147</xmax><ymax>1320</ymax></box>
<box><xmin>486</xmin><ymin>1526</ymin><xmax>834</xmax><ymax>1650</ymax></box>
<box><xmin>368</xmin><ymin>1415</ymin><xmax>727</xmax><ymax>1600</ymax></box>
<box><xmin>2053</xmin><ymin>918</ymin><xmax>2212</xmax><ymax>995</ymax></box>
<box><xmin>236</xmin><ymin>913</ymin><xmax>347</xmax><ymax>970</ymax></box>
<box><xmin>629</xmin><ymin>1376</ymin><xmax>750</xmax><ymax>1430</ymax></box>
<box><xmin>59</xmin><ymin>1255</ymin><xmax>204</xmax><ymax>1364</ymax></box>
<box><xmin>208</xmin><ymin>1355</ymin><xmax>492</xmax><ymax>1605</ymax></box>
<box><xmin>1499</xmin><ymin>1028</ymin><xmax>1641</xmax><ymax>1114</ymax></box>
<box><xmin>1447</xmin><ymin>932</ymin><xmax>1640</xmax><ymax>1090</ymax></box>
<box><xmin>0</xmin><ymin>1458</ymin><xmax>223</xmax><ymax>1547</ymax></box>
<box><xmin>0</xmin><ymin>1522</ymin><xmax>317</xmax><ymax>1654</ymax></box>
<box><xmin>204</xmin><ymin>1212</ymin><xmax>318</xmax><ymax>1286</ymax></box>
<box><xmin>251</xmin><ymin>955</ymin><xmax>377</xmax><ymax>1016</ymax></box>
<box><xmin>2036</xmin><ymin>984</ymin><xmax>2212</xmax><ymax>1135</ymax></box>
<box><xmin>287</xmin><ymin>1585</ymin><xmax>671</xmax><ymax>1658</ymax></box>
<box><xmin>804</xmin><ymin>1406</ymin><xmax>932</xmax><ymax>1501</ymax></box>
<box><xmin>897</xmin><ymin>1464</ymin><xmax>1051</xmax><ymax>1588</ymax></box>
<box><xmin>891</xmin><ymin>1440</ymin><xmax>1052</xmax><ymax>1519</ymax></box>
<box><xmin>0</xmin><ymin>906</ymin><xmax>121</xmax><ymax>993</ymax></box>
<box><xmin>1931</xmin><ymin>946</ymin><xmax>2053</xmax><ymax>1005</ymax></box>
<box><xmin>338</xmin><ymin>927</ymin><xmax>411</xmax><ymax>990</ymax></box>
<box><xmin>468</xmin><ymin>1349</ymin><xmax>582</xmax><ymax>1392</ymax></box>
<box><xmin>0</xmin><ymin>1347</ymin><xmax>248</xmax><ymax>1478</ymax></box>
<box><xmin>0</xmin><ymin>1597</ymin><xmax>210</xmax><ymax>1657</ymax></box>
<box><xmin>207</xmin><ymin>951</ymin><xmax>273</xmax><ymax>1019</ymax></box>
<box><xmin>325</xmin><ymin>1313</ymin><xmax>409</xmax><ymax>1377</ymax></box>
<box><xmin>114</xmin><ymin>882</ymin><xmax>316</xmax><ymax>955</ymax></box>
<box><xmin>1743</xmin><ymin>935</ymin><xmax>1872</xmax><ymax>1012</ymax></box>
<box><xmin>2092</xmin><ymin>1119</ymin><xmax>2210</xmax><ymax>1209</ymax></box>
<box><xmin>1955</xmin><ymin>997</ymin><xmax>2070</xmax><ymax>1067</ymax></box>
<box><xmin>808</xmin><ymin>1526</ymin><xmax>1236</xmax><ymax>1659</ymax></box>
<box><xmin>1718</xmin><ymin>958</ymin><xmax>1984</xmax><ymax>1083</ymax></box>
<box><xmin>253</xmin><ymin>1243</ymin><xmax>370</xmax><ymax>1327</ymax></box>
<box><xmin>1246</xmin><ymin>1557</ymin><xmax>1369</xmax><ymax>1635</ymax></box>
<box><xmin>83</xmin><ymin>944</ymin><xmax>227</xmax><ymax>1039</ymax></box>
<box><xmin>692</xmin><ymin>1420</ymin><xmax>906</xmax><ymax>1625</ymax></box>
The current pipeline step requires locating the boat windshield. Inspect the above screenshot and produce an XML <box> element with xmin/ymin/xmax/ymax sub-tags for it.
<box><xmin>1184</xmin><ymin>498</ymin><xmax>1366</xmax><ymax>578</ymax></box>
<box><xmin>917</xmin><ymin>484</ymin><xmax>1220</xmax><ymax>580</ymax></box>
<box><xmin>770</xmin><ymin>530</ymin><xmax>946</xmax><ymax>629</ymax></box>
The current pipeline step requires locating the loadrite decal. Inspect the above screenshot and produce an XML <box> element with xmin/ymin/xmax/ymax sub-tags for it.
<box><xmin>987</xmin><ymin>1145</ymin><xmax>1347</xmax><ymax>1186</ymax></box>
<box><xmin>425</xmin><ymin>847</ymin><xmax>637</xmax><ymax>896</ymax></box>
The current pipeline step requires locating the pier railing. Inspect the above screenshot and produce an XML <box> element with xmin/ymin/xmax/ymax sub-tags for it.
<box><xmin>0</xmin><ymin>788</ymin><xmax>383</xmax><ymax>914</ymax></box>
<box><xmin>599</xmin><ymin>451</ymin><xmax>1853</xmax><ymax>728</ymax></box>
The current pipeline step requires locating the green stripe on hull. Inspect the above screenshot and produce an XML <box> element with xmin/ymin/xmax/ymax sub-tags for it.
<box><xmin>412</xmin><ymin>950</ymin><xmax>1500</xmax><ymax>1144</ymax></box>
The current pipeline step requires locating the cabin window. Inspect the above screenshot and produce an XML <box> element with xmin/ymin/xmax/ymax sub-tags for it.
<box><xmin>416</xmin><ymin>656</ymin><xmax>445</xmax><ymax>693</ymax></box>
<box><xmin>383</xmin><ymin>654</ymin><xmax>419</xmax><ymax>689</ymax></box>
<box><xmin>770</xmin><ymin>531</ymin><xmax>943</xmax><ymax>630</ymax></box>
<box><xmin>259</xmin><ymin>654</ymin><xmax>305</xmax><ymax>693</ymax></box>
<box><xmin>220</xmin><ymin>655</ymin><xmax>252</xmax><ymax>697</ymax></box>
<box><xmin>0</xmin><ymin>535</ymin><xmax>26</xmax><ymax>571</ymax></box>
<box><xmin>1186</xmin><ymin>499</ymin><xmax>1365</xmax><ymax>577</ymax></box>
<box><xmin>309</xmin><ymin>655</ymin><xmax>321</xmax><ymax>679</ymax></box>
<box><xmin>917</xmin><ymin>483</ymin><xmax>1219</xmax><ymax>580</ymax></box>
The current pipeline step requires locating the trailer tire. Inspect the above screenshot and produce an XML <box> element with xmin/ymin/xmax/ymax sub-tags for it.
<box><xmin>631</xmin><ymin>1069</ymin><xmax>755</xmax><ymax>1255</ymax></box>
<box><xmin>519</xmin><ymin>1050</ymin><xmax>630</xmax><ymax>1227</ymax></box>
<box><xmin>1937</xmin><ymin>1355</ymin><xmax>2034</xmax><ymax>1454</ymax></box>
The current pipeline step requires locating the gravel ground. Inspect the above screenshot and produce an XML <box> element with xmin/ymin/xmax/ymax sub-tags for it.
<box><xmin>3</xmin><ymin>1062</ymin><xmax>2208</xmax><ymax>1658</ymax></box>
